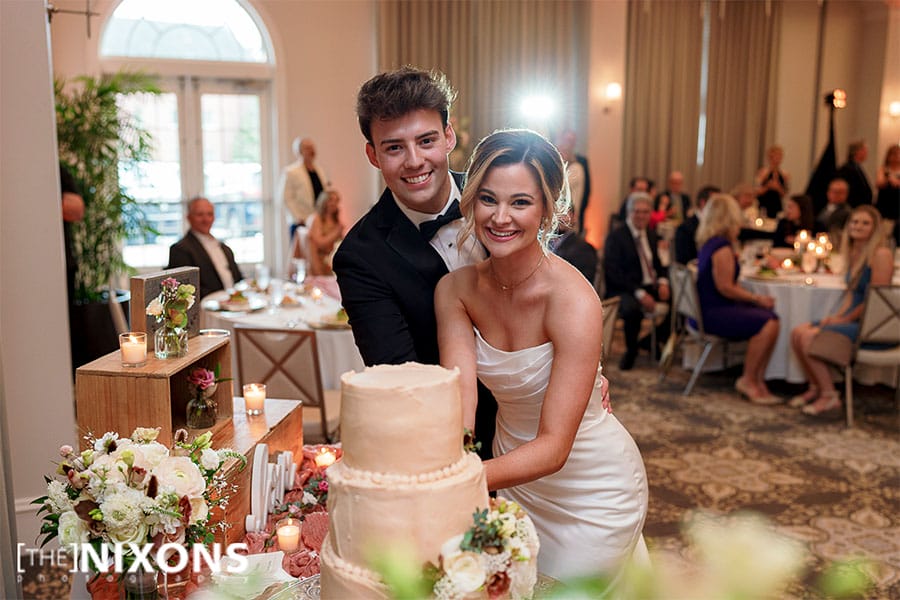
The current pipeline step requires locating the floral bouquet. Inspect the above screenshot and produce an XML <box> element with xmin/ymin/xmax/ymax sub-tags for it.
<box><xmin>429</xmin><ymin>498</ymin><xmax>540</xmax><ymax>600</ymax></box>
<box><xmin>185</xmin><ymin>366</ymin><xmax>230</xmax><ymax>429</ymax></box>
<box><xmin>146</xmin><ymin>277</ymin><xmax>195</xmax><ymax>358</ymax></box>
<box><xmin>35</xmin><ymin>428</ymin><xmax>245</xmax><ymax>581</ymax></box>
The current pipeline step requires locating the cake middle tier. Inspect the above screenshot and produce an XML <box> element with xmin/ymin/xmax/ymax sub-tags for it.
<box><xmin>325</xmin><ymin>452</ymin><xmax>490</xmax><ymax>569</ymax></box>
<box><xmin>339</xmin><ymin>363</ymin><xmax>466</xmax><ymax>475</ymax></box>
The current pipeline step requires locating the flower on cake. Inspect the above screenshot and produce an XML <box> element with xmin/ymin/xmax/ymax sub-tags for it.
<box><xmin>35</xmin><ymin>427</ymin><xmax>245</xmax><ymax>573</ymax></box>
<box><xmin>430</xmin><ymin>498</ymin><xmax>540</xmax><ymax>600</ymax></box>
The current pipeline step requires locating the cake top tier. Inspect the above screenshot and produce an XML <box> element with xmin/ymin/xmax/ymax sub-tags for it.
<box><xmin>339</xmin><ymin>363</ymin><xmax>464</xmax><ymax>475</ymax></box>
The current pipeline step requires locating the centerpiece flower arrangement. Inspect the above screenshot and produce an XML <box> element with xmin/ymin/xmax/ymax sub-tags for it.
<box><xmin>428</xmin><ymin>498</ymin><xmax>540</xmax><ymax>600</ymax></box>
<box><xmin>146</xmin><ymin>277</ymin><xmax>195</xmax><ymax>359</ymax></box>
<box><xmin>185</xmin><ymin>366</ymin><xmax>230</xmax><ymax>429</ymax></box>
<box><xmin>35</xmin><ymin>428</ymin><xmax>245</xmax><ymax>597</ymax></box>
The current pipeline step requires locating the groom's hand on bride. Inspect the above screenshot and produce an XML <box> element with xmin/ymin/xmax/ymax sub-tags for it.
<box><xmin>600</xmin><ymin>374</ymin><xmax>612</xmax><ymax>413</ymax></box>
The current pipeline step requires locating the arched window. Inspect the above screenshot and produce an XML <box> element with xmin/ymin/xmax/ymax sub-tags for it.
<box><xmin>99</xmin><ymin>0</ymin><xmax>275</xmax><ymax>271</ymax></box>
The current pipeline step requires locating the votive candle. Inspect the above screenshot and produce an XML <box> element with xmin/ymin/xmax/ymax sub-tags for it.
<box><xmin>119</xmin><ymin>332</ymin><xmax>147</xmax><ymax>367</ymax></box>
<box><xmin>782</xmin><ymin>258</ymin><xmax>793</xmax><ymax>270</ymax></box>
<box><xmin>243</xmin><ymin>383</ymin><xmax>266</xmax><ymax>416</ymax></box>
<box><xmin>276</xmin><ymin>517</ymin><xmax>300</xmax><ymax>552</ymax></box>
<box><xmin>315</xmin><ymin>447</ymin><xmax>336</xmax><ymax>468</ymax></box>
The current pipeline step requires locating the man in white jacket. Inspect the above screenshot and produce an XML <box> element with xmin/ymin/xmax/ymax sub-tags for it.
<box><xmin>278</xmin><ymin>136</ymin><xmax>329</xmax><ymax>244</ymax></box>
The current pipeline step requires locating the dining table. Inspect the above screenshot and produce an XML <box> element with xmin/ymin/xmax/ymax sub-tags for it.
<box><xmin>200</xmin><ymin>277</ymin><xmax>364</xmax><ymax>390</ymax></box>
<box><xmin>682</xmin><ymin>265</ymin><xmax>900</xmax><ymax>386</ymax></box>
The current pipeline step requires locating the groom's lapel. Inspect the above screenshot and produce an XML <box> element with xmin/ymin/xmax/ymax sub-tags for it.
<box><xmin>372</xmin><ymin>190</ymin><xmax>448</xmax><ymax>283</ymax></box>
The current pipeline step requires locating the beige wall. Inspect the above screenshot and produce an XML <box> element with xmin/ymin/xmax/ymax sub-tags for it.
<box><xmin>1</xmin><ymin>0</ymin><xmax>78</xmax><ymax>546</ymax></box>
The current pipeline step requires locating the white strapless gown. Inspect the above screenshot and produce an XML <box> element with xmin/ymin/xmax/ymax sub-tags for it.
<box><xmin>475</xmin><ymin>328</ymin><xmax>649</xmax><ymax>582</ymax></box>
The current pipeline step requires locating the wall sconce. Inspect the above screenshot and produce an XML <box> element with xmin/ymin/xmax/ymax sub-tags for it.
<box><xmin>603</xmin><ymin>82</ymin><xmax>622</xmax><ymax>114</ymax></box>
<box><xmin>824</xmin><ymin>89</ymin><xmax>846</xmax><ymax>109</ymax></box>
<box><xmin>889</xmin><ymin>101</ymin><xmax>900</xmax><ymax>119</ymax></box>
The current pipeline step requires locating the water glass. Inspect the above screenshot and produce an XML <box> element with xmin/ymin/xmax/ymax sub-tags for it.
<box><xmin>801</xmin><ymin>251</ymin><xmax>817</xmax><ymax>275</ymax></box>
<box><xmin>269</xmin><ymin>279</ymin><xmax>284</xmax><ymax>312</ymax></box>
<box><xmin>255</xmin><ymin>264</ymin><xmax>271</xmax><ymax>291</ymax></box>
<box><xmin>291</xmin><ymin>258</ymin><xmax>307</xmax><ymax>285</ymax></box>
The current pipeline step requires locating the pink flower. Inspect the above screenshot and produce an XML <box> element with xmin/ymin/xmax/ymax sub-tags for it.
<box><xmin>59</xmin><ymin>445</ymin><xmax>74</xmax><ymax>458</ymax></box>
<box><xmin>188</xmin><ymin>368</ymin><xmax>215</xmax><ymax>390</ymax></box>
<box><xmin>317</xmin><ymin>480</ymin><xmax>328</xmax><ymax>492</ymax></box>
<box><xmin>161</xmin><ymin>278</ymin><xmax>178</xmax><ymax>290</ymax></box>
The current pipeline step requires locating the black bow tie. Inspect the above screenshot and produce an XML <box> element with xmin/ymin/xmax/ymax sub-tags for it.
<box><xmin>419</xmin><ymin>200</ymin><xmax>462</xmax><ymax>241</ymax></box>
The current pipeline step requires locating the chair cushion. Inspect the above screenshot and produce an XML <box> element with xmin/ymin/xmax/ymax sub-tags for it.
<box><xmin>855</xmin><ymin>347</ymin><xmax>900</xmax><ymax>366</ymax></box>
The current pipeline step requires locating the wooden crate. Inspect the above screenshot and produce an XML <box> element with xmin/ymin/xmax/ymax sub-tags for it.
<box><xmin>75</xmin><ymin>335</ymin><xmax>233</xmax><ymax>447</ymax></box>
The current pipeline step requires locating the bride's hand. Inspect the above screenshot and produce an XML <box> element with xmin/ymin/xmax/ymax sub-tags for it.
<box><xmin>600</xmin><ymin>374</ymin><xmax>612</xmax><ymax>414</ymax></box>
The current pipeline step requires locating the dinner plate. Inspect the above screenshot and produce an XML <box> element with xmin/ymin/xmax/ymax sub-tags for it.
<box><xmin>307</xmin><ymin>319</ymin><xmax>351</xmax><ymax>330</ymax></box>
<box><xmin>204</xmin><ymin>297</ymin><xmax>267</xmax><ymax>312</ymax></box>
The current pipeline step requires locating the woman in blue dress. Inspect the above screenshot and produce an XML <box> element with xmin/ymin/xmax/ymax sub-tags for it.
<box><xmin>789</xmin><ymin>205</ymin><xmax>894</xmax><ymax>415</ymax></box>
<box><xmin>696</xmin><ymin>194</ymin><xmax>780</xmax><ymax>404</ymax></box>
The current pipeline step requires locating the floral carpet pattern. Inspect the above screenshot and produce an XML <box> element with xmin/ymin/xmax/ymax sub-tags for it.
<box><xmin>610</xmin><ymin>344</ymin><xmax>899</xmax><ymax>598</ymax></box>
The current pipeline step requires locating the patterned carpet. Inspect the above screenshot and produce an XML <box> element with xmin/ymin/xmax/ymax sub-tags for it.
<box><xmin>609</xmin><ymin>337</ymin><xmax>899</xmax><ymax>599</ymax></box>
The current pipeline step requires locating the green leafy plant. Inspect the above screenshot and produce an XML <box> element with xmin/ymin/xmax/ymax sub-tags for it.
<box><xmin>55</xmin><ymin>71</ymin><xmax>160</xmax><ymax>303</ymax></box>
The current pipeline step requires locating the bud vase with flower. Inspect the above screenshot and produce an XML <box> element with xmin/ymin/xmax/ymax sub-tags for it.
<box><xmin>146</xmin><ymin>277</ymin><xmax>195</xmax><ymax>359</ymax></box>
<box><xmin>186</xmin><ymin>365</ymin><xmax>230</xmax><ymax>429</ymax></box>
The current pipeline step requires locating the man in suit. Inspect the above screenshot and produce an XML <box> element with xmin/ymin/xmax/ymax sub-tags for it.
<box><xmin>673</xmin><ymin>185</ymin><xmax>720</xmax><ymax>265</ymax></box>
<box><xmin>333</xmin><ymin>67</ymin><xmax>497</xmax><ymax>455</ymax></box>
<box><xmin>658</xmin><ymin>170</ymin><xmax>691</xmax><ymax>222</ymax></box>
<box><xmin>605</xmin><ymin>192</ymin><xmax>671</xmax><ymax>370</ymax></box>
<box><xmin>554</xmin><ymin>129</ymin><xmax>592</xmax><ymax>233</ymax></box>
<box><xmin>277</xmin><ymin>136</ymin><xmax>329</xmax><ymax>243</ymax></box>
<box><xmin>167</xmin><ymin>197</ymin><xmax>243</xmax><ymax>299</ymax></box>
<box><xmin>815</xmin><ymin>178</ymin><xmax>852</xmax><ymax>239</ymax></box>
<box><xmin>836</xmin><ymin>140</ymin><xmax>872</xmax><ymax>208</ymax></box>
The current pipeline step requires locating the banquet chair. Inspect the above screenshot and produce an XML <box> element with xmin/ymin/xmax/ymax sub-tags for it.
<box><xmin>843</xmin><ymin>284</ymin><xmax>900</xmax><ymax>427</ymax></box>
<box><xmin>234</xmin><ymin>326</ymin><xmax>341</xmax><ymax>443</ymax></box>
<box><xmin>660</xmin><ymin>263</ymin><xmax>740</xmax><ymax>394</ymax></box>
<box><xmin>600</xmin><ymin>296</ymin><xmax>620</xmax><ymax>365</ymax></box>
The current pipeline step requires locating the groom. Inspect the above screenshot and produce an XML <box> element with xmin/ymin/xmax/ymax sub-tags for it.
<box><xmin>333</xmin><ymin>67</ymin><xmax>496</xmax><ymax>456</ymax></box>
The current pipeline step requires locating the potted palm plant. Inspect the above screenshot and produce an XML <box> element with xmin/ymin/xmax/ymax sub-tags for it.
<box><xmin>55</xmin><ymin>71</ymin><xmax>160</xmax><ymax>368</ymax></box>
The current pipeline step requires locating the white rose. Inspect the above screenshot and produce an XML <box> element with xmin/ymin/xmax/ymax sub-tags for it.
<box><xmin>153</xmin><ymin>456</ymin><xmax>206</xmax><ymax>498</ymax></box>
<box><xmin>129</xmin><ymin>442</ymin><xmax>169</xmax><ymax>471</ymax></box>
<box><xmin>131</xmin><ymin>427</ymin><xmax>161</xmax><ymax>443</ymax></box>
<box><xmin>146</xmin><ymin>297</ymin><xmax>163</xmax><ymax>317</ymax></box>
<box><xmin>58</xmin><ymin>511</ymin><xmax>90</xmax><ymax>545</ymax></box>
<box><xmin>100</xmin><ymin>488</ymin><xmax>150</xmax><ymax>546</ymax></box>
<box><xmin>443</xmin><ymin>551</ymin><xmax>485</xmax><ymax>594</ymax></box>
<box><xmin>301</xmin><ymin>491</ymin><xmax>319</xmax><ymax>506</ymax></box>
<box><xmin>189</xmin><ymin>497</ymin><xmax>209</xmax><ymax>523</ymax></box>
<box><xmin>199</xmin><ymin>448</ymin><xmax>220</xmax><ymax>471</ymax></box>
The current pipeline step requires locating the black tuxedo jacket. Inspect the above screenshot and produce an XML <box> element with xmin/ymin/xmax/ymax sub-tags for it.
<box><xmin>334</xmin><ymin>172</ymin><xmax>497</xmax><ymax>455</ymax></box>
<box><xmin>554</xmin><ymin>232</ymin><xmax>597</xmax><ymax>284</ymax></box>
<box><xmin>836</xmin><ymin>161</ymin><xmax>873</xmax><ymax>208</ymax></box>
<box><xmin>603</xmin><ymin>224</ymin><xmax>666</xmax><ymax>299</ymax></box>
<box><xmin>673</xmin><ymin>215</ymin><xmax>700</xmax><ymax>265</ymax></box>
<box><xmin>166</xmin><ymin>231</ymin><xmax>243</xmax><ymax>299</ymax></box>
<box><xmin>574</xmin><ymin>154</ymin><xmax>592</xmax><ymax>233</ymax></box>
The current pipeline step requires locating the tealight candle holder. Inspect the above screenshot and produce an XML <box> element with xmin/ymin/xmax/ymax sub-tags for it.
<box><xmin>243</xmin><ymin>383</ymin><xmax>266</xmax><ymax>416</ymax></box>
<box><xmin>275</xmin><ymin>517</ymin><xmax>300</xmax><ymax>553</ymax></box>
<box><xmin>314</xmin><ymin>447</ymin><xmax>337</xmax><ymax>468</ymax></box>
<box><xmin>119</xmin><ymin>332</ymin><xmax>147</xmax><ymax>367</ymax></box>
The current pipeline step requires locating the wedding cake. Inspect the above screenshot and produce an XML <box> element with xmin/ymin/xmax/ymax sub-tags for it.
<box><xmin>320</xmin><ymin>363</ymin><xmax>491</xmax><ymax>599</ymax></box>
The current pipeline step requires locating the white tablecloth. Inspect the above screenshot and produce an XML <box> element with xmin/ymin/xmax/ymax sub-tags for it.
<box><xmin>200</xmin><ymin>284</ymin><xmax>364</xmax><ymax>390</ymax></box>
<box><xmin>683</xmin><ymin>270</ymin><xmax>899</xmax><ymax>386</ymax></box>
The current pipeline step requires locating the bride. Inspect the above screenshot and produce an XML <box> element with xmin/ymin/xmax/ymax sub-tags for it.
<box><xmin>436</xmin><ymin>129</ymin><xmax>648</xmax><ymax>582</ymax></box>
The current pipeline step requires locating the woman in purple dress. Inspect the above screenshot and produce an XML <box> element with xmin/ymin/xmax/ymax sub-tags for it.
<box><xmin>696</xmin><ymin>194</ymin><xmax>780</xmax><ymax>404</ymax></box>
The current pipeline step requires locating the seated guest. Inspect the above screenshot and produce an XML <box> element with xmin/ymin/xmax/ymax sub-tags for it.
<box><xmin>167</xmin><ymin>196</ymin><xmax>243</xmax><ymax>299</ymax></box>
<box><xmin>551</xmin><ymin>206</ymin><xmax>597</xmax><ymax>284</ymax></box>
<box><xmin>754</xmin><ymin>144</ymin><xmax>790</xmax><ymax>218</ymax></box>
<box><xmin>604</xmin><ymin>192</ymin><xmax>671</xmax><ymax>370</ymax></box>
<box><xmin>293</xmin><ymin>188</ymin><xmax>344</xmax><ymax>276</ymax></box>
<box><xmin>772</xmin><ymin>194</ymin><xmax>814</xmax><ymax>248</ymax></box>
<box><xmin>789</xmin><ymin>205</ymin><xmax>892</xmax><ymax>416</ymax></box>
<box><xmin>614</xmin><ymin>175</ymin><xmax>651</xmax><ymax>224</ymax></box>
<box><xmin>658</xmin><ymin>170</ymin><xmax>691</xmax><ymax>221</ymax></box>
<box><xmin>814</xmin><ymin>178</ymin><xmax>852</xmax><ymax>241</ymax></box>
<box><xmin>673</xmin><ymin>185</ymin><xmax>720</xmax><ymax>265</ymax></box>
<box><xmin>649</xmin><ymin>192</ymin><xmax>675</xmax><ymax>230</ymax></box>
<box><xmin>696</xmin><ymin>194</ymin><xmax>780</xmax><ymax>404</ymax></box>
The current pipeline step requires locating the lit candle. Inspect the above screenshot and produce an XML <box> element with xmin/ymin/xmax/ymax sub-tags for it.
<box><xmin>243</xmin><ymin>383</ymin><xmax>266</xmax><ymax>416</ymax></box>
<box><xmin>754</xmin><ymin>217</ymin><xmax>764</xmax><ymax>227</ymax></box>
<box><xmin>815</xmin><ymin>245</ymin><xmax>825</xmax><ymax>257</ymax></box>
<box><xmin>797</xmin><ymin>230</ymin><xmax>810</xmax><ymax>243</ymax></box>
<box><xmin>119</xmin><ymin>332</ymin><xmax>147</xmax><ymax>367</ymax></box>
<box><xmin>315</xmin><ymin>447</ymin><xmax>336</xmax><ymax>468</ymax></box>
<box><xmin>817</xmin><ymin>234</ymin><xmax>829</xmax><ymax>246</ymax></box>
<box><xmin>310</xmin><ymin>287</ymin><xmax>324</xmax><ymax>302</ymax></box>
<box><xmin>782</xmin><ymin>258</ymin><xmax>793</xmax><ymax>269</ymax></box>
<box><xmin>276</xmin><ymin>518</ymin><xmax>300</xmax><ymax>552</ymax></box>
<box><xmin>806</xmin><ymin>241</ymin><xmax>817</xmax><ymax>252</ymax></box>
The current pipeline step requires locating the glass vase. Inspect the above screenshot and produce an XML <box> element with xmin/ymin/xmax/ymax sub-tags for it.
<box><xmin>186</xmin><ymin>394</ymin><xmax>217</xmax><ymax>429</ymax></box>
<box><xmin>154</xmin><ymin>327</ymin><xmax>188</xmax><ymax>359</ymax></box>
<box><xmin>119</xmin><ymin>567</ymin><xmax>160</xmax><ymax>600</ymax></box>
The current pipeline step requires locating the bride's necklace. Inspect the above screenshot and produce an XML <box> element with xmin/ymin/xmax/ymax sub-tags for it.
<box><xmin>489</xmin><ymin>254</ymin><xmax>545</xmax><ymax>292</ymax></box>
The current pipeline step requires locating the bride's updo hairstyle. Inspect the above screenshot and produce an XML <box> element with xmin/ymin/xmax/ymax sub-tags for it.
<box><xmin>459</xmin><ymin>128</ymin><xmax>571</xmax><ymax>253</ymax></box>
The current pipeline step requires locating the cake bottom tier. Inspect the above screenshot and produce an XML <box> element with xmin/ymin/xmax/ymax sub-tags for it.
<box><xmin>320</xmin><ymin>535</ymin><xmax>388</xmax><ymax>600</ymax></box>
<box><xmin>322</xmin><ymin>453</ymin><xmax>490</xmax><ymax>593</ymax></box>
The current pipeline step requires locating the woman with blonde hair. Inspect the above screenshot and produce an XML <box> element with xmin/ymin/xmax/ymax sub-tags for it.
<box><xmin>789</xmin><ymin>205</ymin><xmax>893</xmax><ymax>415</ymax></box>
<box><xmin>696</xmin><ymin>194</ymin><xmax>780</xmax><ymax>404</ymax></box>
<box><xmin>292</xmin><ymin>188</ymin><xmax>344</xmax><ymax>276</ymax></box>
<box><xmin>436</xmin><ymin>129</ymin><xmax>647</xmax><ymax>582</ymax></box>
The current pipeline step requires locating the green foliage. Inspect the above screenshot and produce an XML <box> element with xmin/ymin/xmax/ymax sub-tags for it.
<box><xmin>55</xmin><ymin>71</ymin><xmax>160</xmax><ymax>303</ymax></box>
